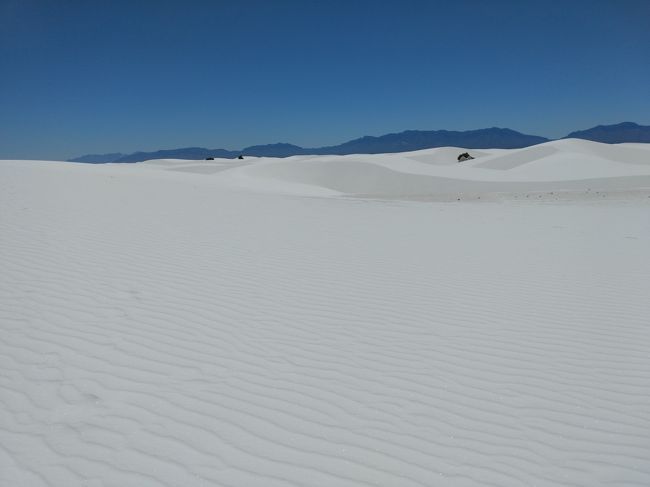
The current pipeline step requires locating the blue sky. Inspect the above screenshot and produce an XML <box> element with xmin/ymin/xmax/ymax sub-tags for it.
<box><xmin>1</xmin><ymin>0</ymin><xmax>649</xmax><ymax>160</ymax></box>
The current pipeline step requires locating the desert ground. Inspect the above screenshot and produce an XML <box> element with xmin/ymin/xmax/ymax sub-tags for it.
<box><xmin>2</xmin><ymin>140</ymin><xmax>650</xmax><ymax>486</ymax></box>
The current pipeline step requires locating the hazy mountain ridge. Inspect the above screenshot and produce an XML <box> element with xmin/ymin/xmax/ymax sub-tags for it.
<box><xmin>564</xmin><ymin>122</ymin><xmax>650</xmax><ymax>143</ymax></box>
<box><xmin>68</xmin><ymin>152</ymin><xmax>125</xmax><ymax>163</ymax></box>
<box><xmin>114</xmin><ymin>148</ymin><xmax>237</xmax><ymax>163</ymax></box>
<box><xmin>310</xmin><ymin>128</ymin><xmax>548</xmax><ymax>155</ymax></box>
<box><xmin>69</xmin><ymin>122</ymin><xmax>650</xmax><ymax>163</ymax></box>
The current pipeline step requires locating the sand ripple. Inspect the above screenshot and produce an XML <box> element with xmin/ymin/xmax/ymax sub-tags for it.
<box><xmin>1</xmin><ymin>152</ymin><xmax>650</xmax><ymax>486</ymax></box>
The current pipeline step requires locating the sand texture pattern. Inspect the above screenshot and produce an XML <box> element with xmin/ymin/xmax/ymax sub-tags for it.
<box><xmin>2</xmin><ymin>140</ymin><xmax>650</xmax><ymax>486</ymax></box>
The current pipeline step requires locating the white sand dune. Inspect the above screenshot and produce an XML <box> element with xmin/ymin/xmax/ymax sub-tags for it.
<box><xmin>210</xmin><ymin>139</ymin><xmax>650</xmax><ymax>199</ymax></box>
<box><xmin>1</xmin><ymin>140</ymin><xmax>650</xmax><ymax>486</ymax></box>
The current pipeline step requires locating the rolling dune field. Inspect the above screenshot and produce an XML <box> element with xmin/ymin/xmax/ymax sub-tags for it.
<box><xmin>2</xmin><ymin>140</ymin><xmax>650</xmax><ymax>486</ymax></box>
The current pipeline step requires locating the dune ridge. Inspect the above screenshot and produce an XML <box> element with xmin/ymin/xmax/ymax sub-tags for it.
<box><xmin>151</xmin><ymin>139</ymin><xmax>650</xmax><ymax>199</ymax></box>
<box><xmin>1</xmin><ymin>140</ymin><xmax>650</xmax><ymax>486</ymax></box>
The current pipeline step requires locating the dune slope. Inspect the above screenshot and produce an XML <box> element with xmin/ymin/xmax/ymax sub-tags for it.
<box><xmin>206</xmin><ymin>139</ymin><xmax>650</xmax><ymax>199</ymax></box>
<box><xmin>1</xmin><ymin>142</ymin><xmax>650</xmax><ymax>486</ymax></box>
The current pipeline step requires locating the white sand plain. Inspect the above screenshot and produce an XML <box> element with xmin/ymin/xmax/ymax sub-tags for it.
<box><xmin>1</xmin><ymin>139</ymin><xmax>650</xmax><ymax>486</ymax></box>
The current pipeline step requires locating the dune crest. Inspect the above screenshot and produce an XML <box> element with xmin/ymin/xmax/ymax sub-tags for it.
<box><xmin>178</xmin><ymin>139</ymin><xmax>650</xmax><ymax>199</ymax></box>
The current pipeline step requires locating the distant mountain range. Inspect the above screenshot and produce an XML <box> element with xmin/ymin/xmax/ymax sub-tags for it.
<box><xmin>564</xmin><ymin>122</ymin><xmax>650</xmax><ymax>143</ymax></box>
<box><xmin>69</xmin><ymin>122</ymin><xmax>650</xmax><ymax>163</ymax></box>
<box><xmin>68</xmin><ymin>152</ymin><xmax>126</xmax><ymax>163</ymax></box>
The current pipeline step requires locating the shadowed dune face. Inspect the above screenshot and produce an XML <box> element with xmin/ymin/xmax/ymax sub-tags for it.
<box><xmin>474</xmin><ymin>145</ymin><xmax>560</xmax><ymax>170</ymax></box>
<box><xmin>1</xmin><ymin>144</ymin><xmax>650</xmax><ymax>486</ymax></box>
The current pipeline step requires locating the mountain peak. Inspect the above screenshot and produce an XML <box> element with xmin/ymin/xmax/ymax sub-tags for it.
<box><xmin>565</xmin><ymin>122</ymin><xmax>650</xmax><ymax>143</ymax></box>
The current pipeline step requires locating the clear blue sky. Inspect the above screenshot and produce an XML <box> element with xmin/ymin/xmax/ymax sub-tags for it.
<box><xmin>1</xmin><ymin>0</ymin><xmax>649</xmax><ymax>160</ymax></box>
